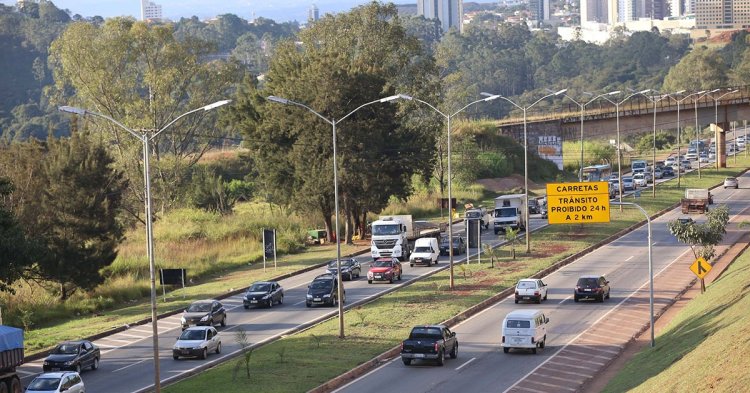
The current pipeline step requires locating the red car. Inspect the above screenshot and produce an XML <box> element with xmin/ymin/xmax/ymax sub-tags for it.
<box><xmin>367</xmin><ymin>257</ymin><xmax>402</xmax><ymax>284</ymax></box>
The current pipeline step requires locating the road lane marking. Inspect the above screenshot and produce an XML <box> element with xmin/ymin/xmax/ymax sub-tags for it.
<box><xmin>113</xmin><ymin>359</ymin><xmax>147</xmax><ymax>372</ymax></box>
<box><xmin>625</xmin><ymin>255</ymin><xmax>634</xmax><ymax>261</ymax></box>
<box><xmin>558</xmin><ymin>296</ymin><xmax>571</xmax><ymax>305</ymax></box>
<box><xmin>98</xmin><ymin>338</ymin><xmax>133</xmax><ymax>344</ymax></box>
<box><xmin>114</xmin><ymin>332</ymin><xmax>144</xmax><ymax>339</ymax></box>
<box><xmin>455</xmin><ymin>357</ymin><xmax>476</xmax><ymax>371</ymax></box>
<box><xmin>502</xmin><ymin>245</ymin><xmax>694</xmax><ymax>393</ymax></box>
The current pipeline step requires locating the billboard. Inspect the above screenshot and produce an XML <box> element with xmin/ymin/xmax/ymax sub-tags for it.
<box><xmin>538</xmin><ymin>135</ymin><xmax>563</xmax><ymax>170</ymax></box>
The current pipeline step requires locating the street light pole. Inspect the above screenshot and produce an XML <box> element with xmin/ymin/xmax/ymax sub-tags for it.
<box><xmin>692</xmin><ymin>91</ymin><xmax>707</xmax><ymax>179</ymax></box>
<box><xmin>482</xmin><ymin>90</ymin><xmax>566</xmax><ymax>253</ymax></box>
<box><xmin>637</xmin><ymin>91</ymin><xmax>670</xmax><ymax>198</ymax></box>
<box><xmin>406</xmin><ymin>96</ymin><xmax>499</xmax><ymax>289</ymax></box>
<box><xmin>553</xmin><ymin>91</ymin><xmax>597</xmax><ymax>181</ymax></box>
<box><xmin>266</xmin><ymin>94</ymin><xmax>406</xmax><ymax>336</ymax></box>
<box><xmin>59</xmin><ymin>99</ymin><xmax>231</xmax><ymax>393</ymax></box>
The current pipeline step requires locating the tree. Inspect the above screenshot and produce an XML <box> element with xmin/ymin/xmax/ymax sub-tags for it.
<box><xmin>229</xmin><ymin>3</ymin><xmax>439</xmax><ymax>244</ymax></box>
<box><xmin>505</xmin><ymin>227</ymin><xmax>519</xmax><ymax>260</ymax></box>
<box><xmin>48</xmin><ymin>18</ymin><xmax>244</xmax><ymax>222</ymax></box>
<box><xmin>668</xmin><ymin>205</ymin><xmax>729</xmax><ymax>261</ymax></box>
<box><xmin>30</xmin><ymin>131</ymin><xmax>128</xmax><ymax>300</ymax></box>
<box><xmin>0</xmin><ymin>178</ymin><xmax>33</xmax><ymax>293</ymax></box>
<box><xmin>662</xmin><ymin>46</ymin><xmax>728</xmax><ymax>92</ymax></box>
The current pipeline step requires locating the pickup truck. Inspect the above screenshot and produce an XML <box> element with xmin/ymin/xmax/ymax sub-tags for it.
<box><xmin>401</xmin><ymin>325</ymin><xmax>458</xmax><ymax>366</ymax></box>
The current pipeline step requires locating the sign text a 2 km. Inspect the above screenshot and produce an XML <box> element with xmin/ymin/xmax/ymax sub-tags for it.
<box><xmin>546</xmin><ymin>181</ymin><xmax>611</xmax><ymax>224</ymax></box>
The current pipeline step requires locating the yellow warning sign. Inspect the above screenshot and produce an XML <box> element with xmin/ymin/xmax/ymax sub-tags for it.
<box><xmin>690</xmin><ymin>257</ymin><xmax>712</xmax><ymax>279</ymax></box>
<box><xmin>546</xmin><ymin>182</ymin><xmax>611</xmax><ymax>224</ymax></box>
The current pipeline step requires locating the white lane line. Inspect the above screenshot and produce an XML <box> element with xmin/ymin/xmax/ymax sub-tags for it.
<box><xmin>294</xmin><ymin>300</ymin><xmax>306</xmax><ymax>306</ymax></box>
<box><xmin>98</xmin><ymin>337</ymin><xmax>133</xmax><ymax>344</ymax></box>
<box><xmin>502</xmin><ymin>245</ymin><xmax>694</xmax><ymax>393</ymax></box>
<box><xmin>455</xmin><ymin>357</ymin><xmax>476</xmax><ymax>371</ymax></box>
<box><xmin>14</xmin><ymin>369</ymin><xmax>36</xmax><ymax>376</ymax></box>
<box><xmin>625</xmin><ymin>255</ymin><xmax>634</xmax><ymax>261</ymax></box>
<box><xmin>558</xmin><ymin>296</ymin><xmax>571</xmax><ymax>305</ymax></box>
<box><xmin>112</xmin><ymin>359</ymin><xmax>148</xmax><ymax>372</ymax></box>
<box><xmin>113</xmin><ymin>332</ymin><xmax>144</xmax><ymax>339</ymax></box>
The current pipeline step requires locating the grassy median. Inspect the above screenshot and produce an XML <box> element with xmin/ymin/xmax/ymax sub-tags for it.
<box><xmin>163</xmin><ymin>159</ymin><xmax>750</xmax><ymax>393</ymax></box>
<box><xmin>603</xmin><ymin>242</ymin><xmax>750</xmax><ymax>392</ymax></box>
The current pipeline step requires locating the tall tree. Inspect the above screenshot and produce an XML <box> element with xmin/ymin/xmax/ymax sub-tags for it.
<box><xmin>229</xmin><ymin>2</ymin><xmax>439</xmax><ymax>243</ymax></box>
<box><xmin>48</xmin><ymin>18</ymin><xmax>244</xmax><ymax>222</ymax></box>
<box><xmin>29</xmin><ymin>131</ymin><xmax>128</xmax><ymax>300</ymax></box>
<box><xmin>662</xmin><ymin>46</ymin><xmax>728</xmax><ymax>92</ymax></box>
<box><xmin>0</xmin><ymin>178</ymin><xmax>33</xmax><ymax>293</ymax></box>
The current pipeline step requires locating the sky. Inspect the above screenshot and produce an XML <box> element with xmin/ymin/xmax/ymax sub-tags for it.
<box><xmin>0</xmin><ymin>0</ymin><xmax>396</xmax><ymax>23</ymax></box>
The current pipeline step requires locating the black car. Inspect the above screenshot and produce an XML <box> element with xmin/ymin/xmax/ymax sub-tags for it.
<box><xmin>574</xmin><ymin>275</ymin><xmax>611</xmax><ymax>302</ymax></box>
<box><xmin>181</xmin><ymin>300</ymin><xmax>227</xmax><ymax>330</ymax></box>
<box><xmin>439</xmin><ymin>237</ymin><xmax>466</xmax><ymax>256</ymax></box>
<box><xmin>326</xmin><ymin>258</ymin><xmax>361</xmax><ymax>281</ymax></box>
<box><xmin>306</xmin><ymin>274</ymin><xmax>345</xmax><ymax>307</ymax></box>
<box><xmin>662</xmin><ymin>166</ymin><xmax>674</xmax><ymax>177</ymax></box>
<box><xmin>43</xmin><ymin>340</ymin><xmax>100</xmax><ymax>373</ymax></box>
<box><xmin>243</xmin><ymin>281</ymin><xmax>284</xmax><ymax>309</ymax></box>
<box><xmin>527</xmin><ymin>199</ymin><xmax>540</xmax><ymax>215</ymax></box>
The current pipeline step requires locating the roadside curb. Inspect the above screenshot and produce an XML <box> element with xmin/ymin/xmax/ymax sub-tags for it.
<box><xmin>308</xmin><ymin>175</ymin><xmax>738</xmax><ymax>393</ymax></box>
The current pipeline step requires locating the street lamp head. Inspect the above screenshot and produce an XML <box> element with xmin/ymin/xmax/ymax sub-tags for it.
<box><xmin>380</xmin><ymin>94</ymin><xmax>412</xmax><ymax>102</ymax></box>
<box><xmin>267</xmin><ymin>95</ymin><xmax>290</xmax><ymax>105</ymax></box>
<box><xmin>479</xmin><ymin>92</ymin><xmax>494</xmax><ymax>97</ymax></box>
<box><xmin>638</xmin><ymin>89</ymin><xmax>651</xmax><ymax>94</ymax></box>
<box><xmin>607</xmin><ymin>90</ymin><xmax>621</xmax><ymax>96</ymax></box>
<box><xmin>582</xmin><ymin>91</ymin><xmax>594</xmax><ymax>96</ymax></box>
<box><xmin>673</xmin><ymin>89</ymin><xmax>686</xmax><ymax>95</ymax></box>
<box><xmin>202</xmin><ymin>100</ymin><xmax>232</xmax><ymax>111</ymax></box>
<box><xmin>58</xmin><ymin>106</ymin><xmax>87</xmax><ymax>115</ymax></box>
<box><xmin>554</xmin><ymin>88</ymin><xmax>567</xmax><ymax>95</ymax></box>
<box><xmin>482</xmin><ymin>94</ymin><xmax>501</xmax><ymax>102</ymax></box>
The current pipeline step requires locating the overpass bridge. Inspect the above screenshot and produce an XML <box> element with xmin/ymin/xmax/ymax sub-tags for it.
<box><xmin>496</xmin><ymin>86</ymin><xmax>750</xmax><ymax>168</ymax></box>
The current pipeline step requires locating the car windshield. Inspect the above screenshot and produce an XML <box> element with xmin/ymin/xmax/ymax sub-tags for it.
<box><xmin>27</xmin><ymin>377</ymin><xmax>61</xmax><ymax>391</ymax></box>
<box><xmin>414</xmin><ymin>246</ymin><xmax>432</xmax><ymax>253</ymax></box>
<box><xmin>506</xmin><ymin>320</ymin><xmax>531</xmax><ymax>328</ymax></box>
<box><xmin>373</xmin><ymin>260</ymin><xmax>393</xmax><ymax>268</ymax></box>
<box><xmin>310</xmin><ymin>280</ymin><xmax>332</xmax><ymax>290</ymax></box>
<box><xmin>577</xmin><ymin>278</ymin><xmax>600</xmax><ymax>288</ymax></box>
<box><xmin>52</xmin><ymin>343</ymin><xmax>79</xmax><ymax>355</ymax></box>
<box><xmin>372</xmin><ymin>224</ymin><xmax>400</xmax><ymax>236</ymax></box>
<box><xmin>179</xmin><ymin>329</ymin><xmax>207</xmax><ymax>341</ymax></box>
<box><xmin>409</xmin><ymin>327</ymin><xmax>443</xmax><ymax>339</ymax></box>
<box><xmin>496</xmin><ymin>207</ymin><xmax>517</xmax><ymax>218</ymax></box>
<box><xmin>186</xmin><ymin>303</ymin><xmax>211</xmax><ymax>312</ymax></box>
<box><xmin>328</xmin><ymin>260</ymin><xmax>353</xmax><ymax>268</ymax></box>
<box><xmin>726</xmin><ymin>177</ymin><xmax>736</xmax><ymax>181</ymax></box>
<box><xmin>516</xmin><ymin>281</ymin><xmax>536</xmax><ymax>289</ymax></box>
<box><xmin>466</xmin><ymin>211</ymin><xmax>482</xmax><ymax>218</ymax></box>
<box><xmin>248</xmin><ymin>283</ymin><xmax>270</xmax><ymax>292</ymax></box>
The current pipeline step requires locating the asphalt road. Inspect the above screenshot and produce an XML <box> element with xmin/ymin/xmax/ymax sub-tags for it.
<box><xmin>15</xmin><ymin>213</ymin><xmax>548</xmax><ymax>392</ymax></box>
<box><xmin>335</xmin><ymin>174</ymin><xmax>749</xmax><ymax>393</ymax></box>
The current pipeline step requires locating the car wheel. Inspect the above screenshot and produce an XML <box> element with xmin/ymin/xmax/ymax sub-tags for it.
<box><xmin>606</xmin><ymin>291</ymin><xmax>611</xmax><ymax>299</ymax></box>
<box><xmin>173</xmin><ymin>355</ymin><xmax>179</xmax><ymax>360</ymax></box>
<box><xmin>514</xmin><ymin>299</ymin><xmax>518</xmax><ymax>304</ymax></box>
<box><xmin>402</xmin><ymin>358</ymin><xmax>412</xmax><ymax>366</ymax></box>
<box><xmin>450</xmin><ymin>343</ymin><xmax>458</xmax><ymax>359</ymax></box>
<box><xmin>348</xmin><ymin>272</ymin><xmax>353</xmax><ymax>281</ymax></box>
<box><xmin>279</xmin><ymin>295</ymin><xmax>284</xmax><ymax>304</ymax></box>
<box><xmin>268</xmin><ymin>299</ymin><xmax>273</xmax><ymax>308</ymax></box>
<box><xmin>543</xmin><ymin>293</ymin><xmax>548</xmax><ymax>300</ymax></box>
<box><xmin>574</xmin><ymin>296</ymin><xmax>579</xmax><ymax>303</ymax></box>
<box><xmin>75</xmin><ymin>364</ymin><xmax>81</xmax><ymax>374</ymax></box>
<box><xmin>535</xmin><ymin>297</ymin><xmax>541</xmax><ymax>304</ymax></box>
<box><xmin>368</xmin><ymin>280</ymin><xmax>372</xmax><ymax>284</ymax></box>
<box><xmin>216</xmin><ymin>342</ymin><xmax>221</xmax><ymax>354</ymax></box>
<box><xmin>503</xmin><ymin>347</ymin><xmax>509</xmax><ymax>354</ymax></box>
<box><xmin>201</xmin><ymin>348</ymin><xmax>207</xmax><ymax>360</ymax></box>
<box><xmin>598</xmin><ymin>295</ymin><xmax>604</xmax><ymax>303</ymax></box>
<box><xmin>243</xmin><ymin>305</ymin><xmax>249</xmax><ymax>310</ymax></box>
<box><xmin>91</xmin><ymin>357</ymin><xmax>99</xmax><ymax>371</ymax></box>
<box><xmin>436</xmin><ymin>350</ymin><xmax>445</xmax><ymax>366</ymax></box>
<box><xmin>540</xmin><ymin>335</ymin><xmax>546</xmax><ymax>349</ymax></box>
<box><xmin>434</xmin><ymin>258</ymin><xmax>438</xmax><ymax>265</ymax></box>
<box><xmin>532</xmin><ymin>347</ymin><xmax>537</xmax><ymax>354</ymax></box>
<box><xmin>410</xmin><ymin>263</ymin><xmax>414</xmax><ymax>267</ymax></box>
<box><xmin>389</xmin><ymin>276</ymin><xmax>393</xmax><ymax>284</ymax></box>
<box><xmin>306</xmin><ymin>302</ymin><xmax>311</xmax><ymax>308</ymax></box>
<box><xmin>221</xmin><ymin>315</ymin><xmax>226</xmax><ymax>327</ymax></box>
<box><xmin>398</xmin><ymin>272</ymin><xmax>402</xmax><ymax>281</ymax></box>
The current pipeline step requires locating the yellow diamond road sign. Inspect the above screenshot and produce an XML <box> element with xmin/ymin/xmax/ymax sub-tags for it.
<box><xmin>690</xmin><ymin>257</ymin><xmax>712</xmax><ymax>279</ymax></box>
<box><xmin>546</xmin><ymin>182</ymin><xmax>611</xmax><ymax>224</ymax></box>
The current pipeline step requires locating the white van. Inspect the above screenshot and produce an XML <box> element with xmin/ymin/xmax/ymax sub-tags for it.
<box><xmin>501</xmin><ymin>309</ymin><xmax>549</xmax><ymax>354</ymax></box>
<box><xmin>409</xmin><ymin>237</ymin><xmax>439</xmax><ymax>267</ymax></box>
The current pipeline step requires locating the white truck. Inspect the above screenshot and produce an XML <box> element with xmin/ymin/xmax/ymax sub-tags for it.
<box><xmin>465</xmin><ymin>206</ymin><xmax>491</xmax><ymax>230</ymax></box>
<box><xmin>370</xmin><ymin>215</ymin><xmax>441</xmax><ymax>261</ymax></box>
<box><xmin>494</xmin><ymin>194</ymin><xmax>526</xmax><ymax>234</ymax></box>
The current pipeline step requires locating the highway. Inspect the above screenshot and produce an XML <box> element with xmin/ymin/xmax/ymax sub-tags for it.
<box><xmin>14</xmin><ymin>214</ymin><xmax>549</xmax><ymax>392</ymax></box>
<box><xmin>335</xmin><ymin>174</ymin><xmax>749</xmax><ymax>393</ymax></box>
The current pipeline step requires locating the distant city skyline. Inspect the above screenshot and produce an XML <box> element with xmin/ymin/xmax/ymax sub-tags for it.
<box><xmin>0</xmin><ymin>0</ymin><xmax>400</xmax><ymax>23</ymax></box>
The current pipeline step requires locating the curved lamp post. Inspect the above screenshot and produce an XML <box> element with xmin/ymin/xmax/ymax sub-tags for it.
<box><xmin>586</xmin><ymin>89</ymin><xmax>649</xmax><ymax>207</ymax></box>
<box><xmin>266</xmin><ymin>94</ymin><xmax>407</xmax><ymax>337</ymax></box>
<box><xmin>399</xmin><ymin>95</ymin><xmax>499</xmax><ymax>289</ymax></box>
<box><xmin>481</xmin><ymin>89</ymin><xmax>567</xmax><ymax>253</ymax></box>
<box><xmin>708</xmin><ymin>89</ymin><xmax>738</xmax><ymax>170</ymax></box>
<box><xmin>59</xmin><ymin>99</ymin><xmax>232</xmax><ymax>393</ymax></box>
<box><xmin>551</xmin><ymin>90</ymin><xmax>598</xmax><ymax>181</ymax></box>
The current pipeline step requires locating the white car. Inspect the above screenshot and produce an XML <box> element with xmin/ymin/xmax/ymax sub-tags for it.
<box><xmin>514</xmin><ymin>278</ymin><xmax>548</xmax><ymax>304</ymax></box>
<box><xmin>653</xmin><ymin>168</ymin><xmax>663</xmax><ymax>179</ymax></box>
<box><xmin>664</xmin><ymin>156</ymin><xmax>677</xmax><ymax>166</ymax></box>
<box><xmin>25</xmin><ymin>372</ymin><xmax>85</xmax><ymax>393</ymax></box>
<box><xmin>633</xmin><ymin>173</ymin><xmax>647</xmax><ymax>187</ymax></box>
<box><xmin>172</xmin><ymin>326</ymin><xmax>221</xmax><ymax>360</ymax></box>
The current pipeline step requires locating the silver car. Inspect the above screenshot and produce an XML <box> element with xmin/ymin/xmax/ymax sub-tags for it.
<box><xmin>724</xmin><ymin>177</ymin><xmax>739</xmax><ymax>189</ymax></box>
<box><xmin>25</xmin><ymin>372</ymin><xmax>85</xmax><ymax>393</ymax></box>
<box><xmin>172</xmin><ymin>326</ymin><xmax>221</xmax><ymax>360</ymax></box>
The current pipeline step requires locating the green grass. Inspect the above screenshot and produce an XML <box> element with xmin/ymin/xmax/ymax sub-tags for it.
<box><xmin>603</xmin><ymin>242</ymin><xmax>750</xmax><ymax>392</ymax></box>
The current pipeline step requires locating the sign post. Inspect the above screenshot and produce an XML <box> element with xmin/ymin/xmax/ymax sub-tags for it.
<box><xmin>689</xmin><ymin>257</ymin><xmax>712</xmax><ymax>293</ymax></box>
<box><xmin>546</xmin><ymin>181</ymin><xmax>611</xmax><ymax>225</ymax></box>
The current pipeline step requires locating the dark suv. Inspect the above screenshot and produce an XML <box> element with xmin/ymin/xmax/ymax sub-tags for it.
<box><xmin>181</xmin><ymin>300</ymin><xmax>227</xmax><ymax>330</ymax></box>
<box><xmin>306</xmin><ymin>274</ymin><xmax>345</xmax><ymax>307</ymax></box>
<box><xmin>574</xmin><ymin>275</ymin><xmax>611</xmax><ymax>302</ymax></box>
